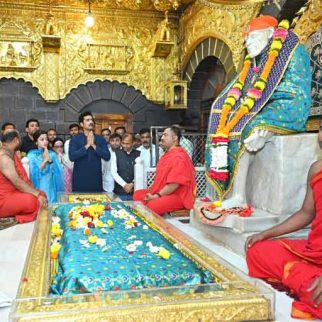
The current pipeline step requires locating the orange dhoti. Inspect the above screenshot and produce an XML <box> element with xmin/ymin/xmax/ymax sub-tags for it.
<box><xmin>247</xmin><ymin>239</ymin><xmax>322</xmax><ymax>319</ymax></box>
<box><xmin>133</xmin><ymin>146</ymin><xmax>196</xmax><ymax>216</ymax></box>
<box><xmin>133</xmin><ymin>189</ymin><xmax>185</xmax><ymax>215</ymax></box>
<box><xmin>0</xmin><ymin>154</ymin><xmax>40</xmax><ymax>223</ymax></box>
<box><xmin>0</xmin><ymin>191</ymin><xmax>39</xmax><ymax>223</ymax></box>
<box><xmin>247</xmin><ymin>170</ymin><xmax>322</xmax><ymax>319</ymax></box>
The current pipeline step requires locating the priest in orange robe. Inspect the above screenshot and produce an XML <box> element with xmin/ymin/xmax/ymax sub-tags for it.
<box><xmin>0</xmin><ymin>130</ymin><xmax>47</xmax><ymax>224</ymax></box>
<box><xmin>133</xmin><ymin>126</ymin><xmax>196</xmax><ymax>215</ymax></box>
<box><xmin>246</xmin><ymin>123</ymin><xmax>322</xmax><ymax>320</ymax></box>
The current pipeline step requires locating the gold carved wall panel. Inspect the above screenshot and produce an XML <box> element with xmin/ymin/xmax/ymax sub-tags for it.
<box><xmin>293</xmin><ymin>0</ymin><xmax>322</xmax><ymax>43</ymax></box>
<box><xmin>0</xmin><ymin>2</ymin><xmax>180</xmax><ymax>103</ymax></box>
<box><xmin>180</xmin><ymin>0</ymin><xmax>263</xmax><ymax>73</ymax></box>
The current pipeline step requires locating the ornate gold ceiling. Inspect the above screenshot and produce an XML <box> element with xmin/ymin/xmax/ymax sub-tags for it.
<box><xmin>0</xmin><ymin>0</ymin><xmax>195</xmax><ymax>12</ymax></box>
<box><xmin>0</xmin><ymin>0</ymin><xmax>264</xmax><ymax>13</ymax></box>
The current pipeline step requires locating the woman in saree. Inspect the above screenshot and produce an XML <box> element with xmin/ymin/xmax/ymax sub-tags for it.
<box><xmin>27</xmin><ymin>130</ymin><xmax>64</xmax><ymax>203</ymax></box>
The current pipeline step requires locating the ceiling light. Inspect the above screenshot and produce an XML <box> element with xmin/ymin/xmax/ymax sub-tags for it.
<box><xmin>85</xmin><ymin>0</ymin><xmax>95</xmax><ymax>28</ymax></box>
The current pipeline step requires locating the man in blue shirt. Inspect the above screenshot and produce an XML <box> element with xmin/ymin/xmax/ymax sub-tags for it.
<box><xmin>69</xmin><ymin>112</ymin><xmax>110</xmax><ymax>192</ymax></box>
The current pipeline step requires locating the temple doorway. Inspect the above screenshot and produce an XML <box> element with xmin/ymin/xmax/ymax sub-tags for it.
<box><xmin>183</xmin><ymin>37</ymin><xmax>235</xmax><ymax>131</ymax></box>
<box><xmin>94</xmin><ymin>113</ymin><xmax>133</xmax><ymax>134</ymax></box>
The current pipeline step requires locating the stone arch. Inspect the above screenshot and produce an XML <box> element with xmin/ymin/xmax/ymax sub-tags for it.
<box><xmin>183</xmin><ymin>37</ymin><xmax>237</xmax><ymax>87</ymax></box>
<box><xmin>60</xmin><ymin>79</ymin><xmax>183</xmax><ymax>132</ymax></box>
<box><xmin>63</xmin><ymin>80</ymin><xmax>150</xmax><ymax>115</ymax></box>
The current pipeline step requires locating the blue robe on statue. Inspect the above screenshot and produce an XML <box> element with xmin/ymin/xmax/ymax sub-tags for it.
<box><xmin>28</xmin><ymin>149</ymin><xmax>64</xmax><ymax>203</ymax></box>
<box><xmin>69</xmin><ymin>133</ymin><xmax>110</xmax><ymax>192</ymax></box>
<box><xmin>205</xmin><ymin>31</ymin><xmax>312</xmax><ymax>199</ymax></box>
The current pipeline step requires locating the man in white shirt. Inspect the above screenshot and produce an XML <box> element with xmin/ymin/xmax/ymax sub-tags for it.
<box><xmin>111</xmin><ymin>133</ymin><xmax>140</xmax><ymax>200</ymax></box>
<box><xmin>63</xmin><ymin>123</ymin><xmax>80</xmax><ymax>167</ymax></box>
<box><xmin>101</xmin><ymin>128</ymin><xmax>114</xmax><ymax>193</ymax></box>
<box><xmin>137</xmin><ymin>128</ymin><xmax>162</xmax><ymax>168</ymax></box>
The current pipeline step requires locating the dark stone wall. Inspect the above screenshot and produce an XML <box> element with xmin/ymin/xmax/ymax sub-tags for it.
<box><xmin>0</xmin><ymin>78</ymin><xmax>183</xmax><ymax>134</ymax></box>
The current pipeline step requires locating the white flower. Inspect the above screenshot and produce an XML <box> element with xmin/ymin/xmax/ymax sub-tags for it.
<box><xmin>210</xmin><ymin>145</ymin><xmax>228</xmax><ymax>169</ymax></box>
<box><xmin>96</xmin><ymin>238</ymin><xmax>106</xmax><ymax>247</ymax></box>
<box><xmin>52</xmin><ymin>216</ymin><xmax>61</xmax><ymax>224</ymax></box>
<box><xmin>79</xmin><ymin>239</ymin><xmax>90</xmax><ymax>248</ymax></box>
<box><xmin>149</xmin><ymin>246</ymin><xmax>160</xmax><ymax>253</ymax></box>
<box><xmin>134</xmin><ymin>240</ymin><xmax>143</xmax><ymax>246</ymax></box>
<box><xmin>126</xmin><ymin>244</ymin><xmax>137</xmax><ymax>252</ymax></box>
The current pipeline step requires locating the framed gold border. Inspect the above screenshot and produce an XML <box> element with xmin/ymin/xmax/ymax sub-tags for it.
<box><xmin>11</xmin><ymin>202</ymin><xmax>274</xmax><ymax>321</ymax></box>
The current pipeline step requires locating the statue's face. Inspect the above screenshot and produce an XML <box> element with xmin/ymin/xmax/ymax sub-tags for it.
<box><xmin>245</xmin><ymin>28</ymin><xmax>273</xmax><ymax>58</ymax></box>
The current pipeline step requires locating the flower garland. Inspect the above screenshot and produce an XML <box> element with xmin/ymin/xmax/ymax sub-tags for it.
<box><xmin>209</xmin><ymin>20</ymin><xmax>290</xmax><ymax>182</ymax></box>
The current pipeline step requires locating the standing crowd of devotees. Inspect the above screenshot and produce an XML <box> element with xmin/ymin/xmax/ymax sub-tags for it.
<box><xmin>0</xmin><ymin>113</ymin><xmax>196</xmax><ymax>224</ymax></box>
<box><xmin>0</xmin><ymin>14</ymin><xmax>322</xmax><ymax>320</ymax></box>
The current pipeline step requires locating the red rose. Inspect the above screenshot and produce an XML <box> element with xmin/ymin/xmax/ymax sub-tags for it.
<box><xmin>80</xmin><ymin>210</ymin><xmax>91</xmax><ymax>218</ymax></box>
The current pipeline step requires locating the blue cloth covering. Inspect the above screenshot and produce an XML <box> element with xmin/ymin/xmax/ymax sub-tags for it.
<box><xmin>51</xmin><ymin>203</ymin><xmax>214</xmax><ymax>295</ymax></box>
<box><xmin>27</xmin><ymin>149</ymin><xmax>64</xmax><ymax>203</ymax></box>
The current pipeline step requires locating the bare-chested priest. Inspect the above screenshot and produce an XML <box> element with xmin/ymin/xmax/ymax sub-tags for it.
<box><xmin>0</xmin><ymin>130</ymin><xmax>47</xmax><ymax>223</ymax></box>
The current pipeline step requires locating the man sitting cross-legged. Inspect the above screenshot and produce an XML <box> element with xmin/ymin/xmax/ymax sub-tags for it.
<box><xmin>246</xmin><ymin>120</ymin><xmax>322</xmax><ymax>320</ymax></box>
<box><xmin>134</xmin><ymin>126</ymin><xmax>196</xmax><ymax>215</ymax></box>
<box><xmin>0</xmin><ymin>130</ymin><xmax>47</xmax><ymax>224</ymax></box>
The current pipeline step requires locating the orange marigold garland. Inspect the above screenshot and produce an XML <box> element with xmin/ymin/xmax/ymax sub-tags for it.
<box><xmin>209</xmin><ymin>20</ymin><xmax>289</xmax><ymax>182</ymax></box>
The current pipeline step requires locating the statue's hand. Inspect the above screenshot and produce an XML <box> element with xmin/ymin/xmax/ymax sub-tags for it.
<box><xmin>244</xmin><ymin>129</ymin><xmax>273</xmax><ymax>152</ymax></box>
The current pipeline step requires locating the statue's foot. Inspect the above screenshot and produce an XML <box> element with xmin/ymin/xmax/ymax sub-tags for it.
<box><xmin>221</xmin><ymin>197</ymin><xmax>247</xmax><ymax>209</ymax></box>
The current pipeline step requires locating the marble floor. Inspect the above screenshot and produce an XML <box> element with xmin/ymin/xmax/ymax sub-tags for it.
<box><xmin>0</xmin><ymin>218</ymin><xmax>319</xmax><ymax>322</ymax></box>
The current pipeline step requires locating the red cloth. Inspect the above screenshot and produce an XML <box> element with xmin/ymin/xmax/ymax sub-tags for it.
<box><xmin>133</xmin><ymin>146</ymin><xmax>196</xmax><ymax>215</ymax></box>
<box><xmin>244</xmin><ymin>15</ymin><xmax>278</xmax><ymax>35</ymax></box>
<box><xmin>133</xmin><ymin>189</ymin><xmax>186</xmax><ymax>215</ymax></box>
<box><xmin>247</xmin><ymin>169</ymin><xmax>322</xmax><ymax>319</ymax></box>
<box><xmin>0</xmin><ymin>153</ymin><xmax>39</xmax><ymax>223</ymax></box>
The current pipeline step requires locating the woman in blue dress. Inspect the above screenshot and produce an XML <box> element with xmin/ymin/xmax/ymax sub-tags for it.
<box><xmin>27</xmin><ymin>130</ymin><xmax>64</xmax><ymax>203</ymax></box>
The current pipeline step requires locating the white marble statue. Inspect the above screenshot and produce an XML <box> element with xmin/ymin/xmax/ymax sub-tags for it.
<box><xmin>205</xmin><ymin>16</ymin><xmax>312</xmax><ymax>210</ymax></box>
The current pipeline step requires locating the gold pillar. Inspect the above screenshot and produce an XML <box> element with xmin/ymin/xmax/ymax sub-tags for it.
<box><xmin>42</xmin><ymin>36</ymin><xmax>61</xmax><ymax>102</ymax></box>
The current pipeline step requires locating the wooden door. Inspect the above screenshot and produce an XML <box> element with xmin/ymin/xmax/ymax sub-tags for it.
<box><xmin>94</xmin><ymin>114</ymin><xmax>133</xmax><ymax>134</ymax></box>
<box><xmin>200</xmin><ymin>109</ymin><xmax>210</xmax><ymax>134</ymax></box>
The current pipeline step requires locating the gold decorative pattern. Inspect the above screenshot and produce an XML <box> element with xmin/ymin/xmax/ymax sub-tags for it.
<box><xmin>0</xmin><ymin>2</ymin><xmax>180</xmax><ymax>102</ymax></box>
<box><xmin>180</xmin><ymin>1</ymin><xmax>263</xmax><ymax>72</ymax></box>
<box><xmin>293</xmin><ymin>0</ymin><xmax>322</xmax><ymax>43</ymax></box>
<box><xmin>0</xmin><ymin>20</ymin><xmax>42</xmax><ymax>72</ymax></box>
<box><xmin>0</xmin><ymin>0</ymin><xmax>271</xmax><ymax>103</ymax></box>
<box><xmin>43</xmin><ymin>52</ymin><xmax>60</xmax><ymax>101</ymax></box>
<box><xmin>12</xmin><ymin>202</ymin><xmax>273</xmax><ymax>321</ymax></box>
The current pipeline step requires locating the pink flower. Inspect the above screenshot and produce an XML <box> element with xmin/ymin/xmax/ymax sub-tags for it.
<box><xmin>247</xmin><ymin>88</ymin><xmax>262</xmax><ymax>100</ymax></box>
<box><xmin>273</xmin><ymin>28</ymin><xmax>288</xmax><ymax>40</ymax></box>
<box><xmin>252</xmin><ymin>66</ymin><xmax>260</xmax><ymax>74</ymax></box>
<box><xmin>228</xmin><ymin>88</ymin><xmax>241</xmax><ymax>98</ymax></box>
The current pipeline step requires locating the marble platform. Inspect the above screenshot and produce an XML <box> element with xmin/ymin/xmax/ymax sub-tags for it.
<box><xmin>206</xmin><ymin>133</ymin><xmax>321</xmax><ymax>216</ymax></box>
<box><xmin>196</xmin><ymin>133</ymin><xmax>320</xmax><ymax>254</ymax></box>
<box><xmin>246</xmin><ymin>133</ymin><xmax>321</xmax><ymax>216</ymax></box>
<box><xmin>0</xmin><ymin>219</ymin><xmax>314</xmax><ymax>322</ymax></box>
